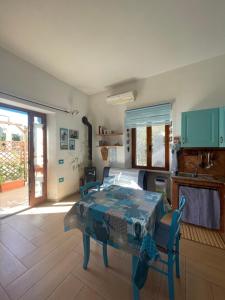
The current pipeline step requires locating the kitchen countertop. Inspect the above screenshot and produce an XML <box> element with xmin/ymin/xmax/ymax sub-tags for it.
<box><xmin>171</xmin><ymin>172</ymin><xmax>225</xmax><ymax>185</ymax></box>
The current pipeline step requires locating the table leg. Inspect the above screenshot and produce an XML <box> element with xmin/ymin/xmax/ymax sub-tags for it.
<box><xmin>83</xmin><ymin>233</ymin><xmax>90</xmax><ymax>270</ymax></box>
<box><xmin>132</xmin><ymin>255</ymin><xmax>140</xmax><ymax>300</ymax></box>
<box><xmin>103</xmin><ymin>243</ymin><xmax>108</xmax><ymax>267</ymax></box>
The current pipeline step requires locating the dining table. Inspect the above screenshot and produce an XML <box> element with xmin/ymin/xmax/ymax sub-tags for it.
<box><xmin>64</xmin><ymin>184</ymin><xmax>164</xmax><ymax>299</ymax></box>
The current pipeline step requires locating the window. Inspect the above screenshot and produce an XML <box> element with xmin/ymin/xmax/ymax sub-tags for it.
<box><xmin>125</xmin><ymin>103</ymin><xmax>171</xmax><ymax>170</ymax></box>
<box><xmin>132</xmin><ymin>124</ymin><xmax>170</xmax><ymax>170</ymax></box>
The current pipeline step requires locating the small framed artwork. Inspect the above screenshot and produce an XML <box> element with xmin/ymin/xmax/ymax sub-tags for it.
<box><xmin>74</xmin><ymin>130</ymin><xmax>79</xmax><ymax>139</ymax></box>
<box><xmin>60</xmin><ymin>128</ymin><xmax>68</xmax><ymax>150</ymax></box>
<box><xmin>69</xmin><ymin>129</ymin><xmax>76</xmax><ymax>139</ymax></box>
<box><xmin>69</xmin><ymin>139</ymin><xmax>75</xmax><ymax>150</ymax></box>
<box><xmin>70</xmin><ymin>129</ymin><xmax>79</xmax><ymax>139</ymax></box>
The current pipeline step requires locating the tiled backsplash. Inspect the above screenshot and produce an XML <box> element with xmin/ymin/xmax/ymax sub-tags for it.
<box><xmin>178</xmin><ymin>149</ymin><xmax>225</xmax><ymax>177</ymax></box>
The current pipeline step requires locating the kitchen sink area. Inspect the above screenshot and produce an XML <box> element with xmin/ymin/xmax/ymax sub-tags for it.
<box><xmin>172</xmin><ymin>165</ymin><xmax>225</xmax><ymax>241</ymax></box>
<box><xmin>173</xmin><ymin>172</ymin><xmax>225</xmax><ymax>184</ymax></box>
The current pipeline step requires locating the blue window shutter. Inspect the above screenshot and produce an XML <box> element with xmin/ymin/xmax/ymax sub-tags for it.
<box><xmin>125</xmin><ymin>103</ymin><xmax>172</xmax><ymax>128</ymax></box>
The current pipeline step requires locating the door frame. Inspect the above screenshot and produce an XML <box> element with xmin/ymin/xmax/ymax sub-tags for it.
<box><xmin>0</xmin><ymin>102</ymin><xmax>47</xmax><ymax>207</ymax></box>
<box><xmin>28</xmin><ymin>111</ymin><xmax>47</xmax><ymax>206</ymax></box>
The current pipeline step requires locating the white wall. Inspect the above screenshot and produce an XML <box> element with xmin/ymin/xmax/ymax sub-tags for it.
<box><xmin>0</xmin><ymin>46</ymin><xmax>88</xmax><ymax>200</ymax></box>
<box><xmin>1</xmin><ymin>45</ymin><xmax>225</xmax><ymax>196</ymax></box>
<box><xmin>89</xmin><ymin>54</ymin><xmax>225</xmax><ymax>179</ymax></box>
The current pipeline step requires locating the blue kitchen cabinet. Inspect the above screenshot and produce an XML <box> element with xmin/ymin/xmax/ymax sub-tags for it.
<box><xmin>219</xmin><ymin>107</ymin><xmax>225</xmax><ymax>147</ymax></box>
<box><xmin>181</xmin><ymin>108</ymin><xmax>219</xmax><ymax>147</ymax></box>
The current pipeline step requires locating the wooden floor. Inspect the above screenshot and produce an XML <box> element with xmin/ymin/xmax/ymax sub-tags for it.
<box><xmin>0</xmin><ymin>195</ymin><xmax>225</xmax><ymax>300</ymax></box>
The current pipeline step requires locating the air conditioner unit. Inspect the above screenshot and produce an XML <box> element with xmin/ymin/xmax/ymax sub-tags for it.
<box><xmin>106</xmin><ymin>91</ymin><xmax>135</xmax><ymax>105</ymax></box>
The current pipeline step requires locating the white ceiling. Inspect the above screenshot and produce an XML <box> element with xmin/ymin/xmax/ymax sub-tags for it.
<box><xmin>0</xmin><ymin>0</ymin><xmax>225</xmax><ymax>95</ymax></box>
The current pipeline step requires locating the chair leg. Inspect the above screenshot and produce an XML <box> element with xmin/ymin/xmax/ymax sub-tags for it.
<box><xmin>131</xmin><ymin>255</ymin><xmax>140</xmax><ymax>300</ymax></box>
<box><xmin>83</xmin><ymin>233</ymin><xmax>90</xmax><ymax>270</ymax></box>
<box><xmin>175</xmin><ymin>236</ymin><xmax>180</xmax><ymax>278</ymax></box>
<box><xmin>168</xmin><ymin>254</ymin><xmax>175</xmax><ymax>300</ymax></box>
<box><xmin>102</xmin><ymin>243</ymin><xmax>108</xmax><ymax>267</ymax></box>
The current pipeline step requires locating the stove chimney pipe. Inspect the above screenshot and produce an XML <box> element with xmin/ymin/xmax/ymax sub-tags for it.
<box><xmin>82</xmin><ymin>116</ymin><xmax>92</xmax><ymax>164</ymax></box>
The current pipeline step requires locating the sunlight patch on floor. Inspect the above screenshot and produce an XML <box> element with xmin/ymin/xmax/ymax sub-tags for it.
<box><xmin>19</xmin><ymin>202</ymin><xmax>76</xmax><ymax>215</ymax></box>
<box><xmin>52</xmin><ymin>201</ymin><xmax>76</xmax><ymax>206</ymax></box>
<box><xmin>0</xmin><ymin>203</ymin><xmax>29</xmax><ymax>217</ymax></box>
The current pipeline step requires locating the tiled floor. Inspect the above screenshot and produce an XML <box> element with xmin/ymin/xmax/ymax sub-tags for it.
<box><xmin>0</xmin><ymin>194</ymin><xmax>224</xmax><ymax>300</ymax></box>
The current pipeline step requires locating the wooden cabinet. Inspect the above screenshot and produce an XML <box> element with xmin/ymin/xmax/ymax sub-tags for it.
<box><xmin>172</xmin><ymin>175</ymin><xmax>225</xmax><ymax>241</ymax></box>
<box><xmin>181</xmin><ymin>108</ymin><xmax>219</xmax><ymax>147</ymax></box>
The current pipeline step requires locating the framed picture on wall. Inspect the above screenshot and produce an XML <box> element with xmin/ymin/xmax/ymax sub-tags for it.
<box><xmin>74</xmin><ymin>130</ymin><xmax>79</xmax><ymax>139</ymax></box>
<box><xmin>69</xmin><ymin>129</ymin><xmax>79</xmax><ymax>139</ymax></box>
<box><xmin>60</xmin><ymin>128</ymin><xmax>69</xmax><ymax>150</ymax></box>
<box><xmin>69</xmin><ymin>139</ymin><xmax>75</xmax><ymax>150</ymax></box>
<box><xmin>69</xmin><ymin>129</ymin><xmax>76</xmax><ymax>139</ymax></box>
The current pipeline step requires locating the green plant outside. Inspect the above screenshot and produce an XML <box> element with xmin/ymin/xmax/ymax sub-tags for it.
<box><xmin>0</xmin><ymin>163</ymin><xmax>25</xmax><ymax>183</ymax></box>
<box><xmin>0</xmin><ymin>174</ymin><xmax>6</xmax><ymax>184</ymax></box>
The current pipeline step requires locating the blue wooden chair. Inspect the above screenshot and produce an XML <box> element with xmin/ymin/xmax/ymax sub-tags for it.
<box><xmin>80</xmin><ymin>181</ymin><xmax>101</xmax><ymax>200</ymax></box>
<box><xmin>80</xmin><ymin>181</ymin><xmax>108</xmax><ymax>269</ymax></box>
<box><xmin>149</xmin><ymin>196</ymin><xmax>186</xmax><ymax>300</ymax></box>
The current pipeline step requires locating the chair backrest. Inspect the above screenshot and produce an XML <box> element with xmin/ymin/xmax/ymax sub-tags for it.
<box><xmin>80</xmin><ymin>181</ymin><xmax>101</xmax><ymax>200</ymax></box>
<box><xmin>167</xmin><ymin>195</ymin><xmax>186</xmax><ymax>251</ymax></box>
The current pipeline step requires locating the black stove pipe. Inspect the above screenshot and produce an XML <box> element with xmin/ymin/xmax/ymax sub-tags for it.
<box><xmin>82</xmin><ymin>116</ymin><xmax>92</xmax><ymax>164</ymax></box>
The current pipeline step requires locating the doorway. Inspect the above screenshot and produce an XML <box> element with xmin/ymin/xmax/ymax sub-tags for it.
<box><xmin>0</xmin><ymin>104</ymin><xmax>47</xmax><ymax>217</ymax></box>
<box><xmin>29</xmin><ymin>111</ymin><xmax>47</xmax><ymax>207</ymax></box>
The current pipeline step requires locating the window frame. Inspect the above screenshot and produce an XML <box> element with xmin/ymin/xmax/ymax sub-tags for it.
<box><xmin>131</xmin><ymin>125</ymin><xmax>170</xmax><ymax>171</ymax></box>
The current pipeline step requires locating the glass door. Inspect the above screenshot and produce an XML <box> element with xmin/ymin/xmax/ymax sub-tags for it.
<box><xmin>28</xmin><ymin>112</ymin><xmax>47</xmax><ymax>206</ymax></box>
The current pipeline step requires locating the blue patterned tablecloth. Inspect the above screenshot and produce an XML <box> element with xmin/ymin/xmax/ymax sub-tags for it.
<box><xmin>64</xmin><ymin>185</ymin><xmax>163</xmax><ymax>256</ymax></box>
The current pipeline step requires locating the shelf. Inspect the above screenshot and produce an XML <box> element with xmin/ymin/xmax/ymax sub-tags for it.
<box><xmin>96</xmin><ymin>133</ymin><xmax>123</xmax><ymax>136</ymax></box>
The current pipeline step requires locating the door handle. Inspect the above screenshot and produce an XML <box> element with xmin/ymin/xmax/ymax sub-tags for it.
<box><xmin>220</xmin><ymin>136</ymin><xmax>224</xmax><ymax>144</ymax></box>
